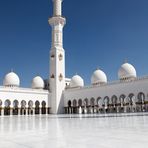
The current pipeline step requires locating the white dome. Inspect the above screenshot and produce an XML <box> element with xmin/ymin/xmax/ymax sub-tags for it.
<box><xmin>3</xmin><ymin>72</ymin><xmax>20</xmax><ymax>87</ymax></box>
<box><xmin>32</xmin><ymin>76</ymin><xmax>44</xmax><ymax>89</ymax></box>
<box><xmin>118</xmin><ymin>63</ymin><xmax>137</xmax><ymax>80</ymax></box>
<box><xmin>91</xmin><ymin>69</ymin><xmax>107</xmax><ymax>85</ymax></box>
<box><xmin>70</xmin><ymin>75</ymin><xmax>84</xmax><ymax>88</ymax></box>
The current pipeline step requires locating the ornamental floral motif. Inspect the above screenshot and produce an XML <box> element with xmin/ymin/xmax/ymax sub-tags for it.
<box><xmin>50</xmin><ymin>74</ymin><xmax>55</xmax><ymax>79</ymax></box>
<box><xmin>59</xmin><ymin>73</ymin><xmax>63</xmax><ymax>81</ymax></box>
<box><xmin>58</xmin><ymin>54</ymin><xmax>63</xmax><ymax>61</ymax></box>
<box><xmin>51</xmin><ymin>54</ymin><xmax>55</xmax><ymax>60</ymax></box>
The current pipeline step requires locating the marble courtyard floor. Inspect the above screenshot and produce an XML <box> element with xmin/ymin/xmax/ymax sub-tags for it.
<box><xmin>0</xmin><ymin>113</ymin><xmax>148</xmax><ymax>148</ymax></box>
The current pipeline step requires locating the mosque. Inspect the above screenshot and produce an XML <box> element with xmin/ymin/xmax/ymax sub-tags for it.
<box><xmin>0</xmin><ymin>0</ymin><xmax>148</xmax><ymax>116</ymax></box>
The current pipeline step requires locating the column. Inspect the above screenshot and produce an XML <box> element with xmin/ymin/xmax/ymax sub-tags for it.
<box><xmin>10</xmin><ymin>105</ymin><xmax>13</xmax><ymax>116</ymax></box>
<box><xmin>1</xmin><ymin>107</ymin><xmax>4</xmax><ymax>116</ymax></box>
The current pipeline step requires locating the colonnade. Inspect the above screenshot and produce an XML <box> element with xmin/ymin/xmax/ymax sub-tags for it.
<box><xmin>0</xmin><ymin>100</ymin><xmax>50</xmax><ymax>116</ymax></box>
<box><xmin>65</xmin><ymin>92</ymin><xmax>148</xmax><ymax>114</ymax></box>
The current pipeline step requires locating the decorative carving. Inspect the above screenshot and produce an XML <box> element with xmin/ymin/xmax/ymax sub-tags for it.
<box><xmin>59</xmin><ymin>73</ymin><xmax>63</xmax><ymax>81</ymax></box>
<box><xmin>51</xmin><ymin>54</ymin><xmax>55</xmax><ymax>60</ymax></box>
<box><xmin>58</xmin><ymin>53</ymin><xmax>63</xmax><ymax>61</ymax></box>
<box><xmin>51</xmin><ymin>74</ymin><xmax>55</xmax><ymax>79</ymax></box>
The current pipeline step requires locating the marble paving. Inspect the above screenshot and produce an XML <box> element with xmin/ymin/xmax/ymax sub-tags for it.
<box><xmin>0</xmin><ymin>113</ymin><xmax>148</xmax><ymax>148</ymax></box>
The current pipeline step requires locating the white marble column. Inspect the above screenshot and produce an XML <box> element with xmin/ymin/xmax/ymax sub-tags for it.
<box><xmin>10</xmin><ymin>105</ymin><xmax>13</xmax><ymax>116</ymax></box>
<box><xmin>46</xmin><ymin>108</ymin><xmax>49</xmax><ymax>114</ymax></box>
<box><xmin>1</xmin><ymin>108</ymin><xmax>4</xmax><ymax>116</ymax></box>
<box><xmin>40</xmin><ymin>107</ymin><xmax>42</xmax><ymax>115</ymax></box>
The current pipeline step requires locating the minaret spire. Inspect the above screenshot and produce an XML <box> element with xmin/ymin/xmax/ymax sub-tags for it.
<box><xmin>53</xmin><ymin>0</ymin><xmax>62</xmax><ymax>16</ymax></box>
<box><xmin>48</xmin><ymin>0</ymin><xmax>66</xmax><ymax>114</ymax></box>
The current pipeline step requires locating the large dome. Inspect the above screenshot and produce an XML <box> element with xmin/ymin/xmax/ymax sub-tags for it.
<box><xmin>32</xmin><ymin>76</ymin><xmax>44</xmax><ymax>89</ymax></box>
<box><xmin>70</xmin><ymin>75</ymin><xmax>84</xmax><ymax>88</ymax></box>
<box><xmin>118</xmin><ymin>62</ymin><xmax>137</xmax><ymax>80</ymax></box>
<box><xmin>91</xmin><ymin>69</ymin><xmax>107</xmax><ymax>85</ymax></box>
<box><xmin>3</xmin><ymin>72</ymin><xmax>20</xmax><ymax>87</ymax></box>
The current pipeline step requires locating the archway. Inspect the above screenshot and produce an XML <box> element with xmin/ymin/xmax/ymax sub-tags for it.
<box><xmin>4</xmin><ymin>100</ymin><xmax>11</xmax><ymax>115</ymax></box>
<box><xmin>83</xmin><ymin>98</ymin><xmax>89</xmax><ymax>114</ymax></box>
<box><xmin>73</xmin><ymin>99</ymin><xmax>77</xmax><ymax>114</ymax></box>
<box><xmin>78</xmin><ymin>99</ymin><xmax>82</xmax><ymax>107</ymax></box>
<box><xmin>90</xmin><ymin>98</ymin><xmax>95</xmax><ymax>113</ymax></box>
<box><xmin>111</xmin><ymin>95</ymin><xmax>118</xmax><ymax>113</ymax></box>
<box><xmin>13</xmin><ymin>100</ymin><xmax>19</xmax><ymax>115</ymax></box>
<box><xmin>128</xmin><ymin>93</ymin><xmax>136</xmax><ymax>112</ymax></box>
<box><xmin>137</xmin><ymin>92</ymin><xmax>145</xmax><ymax>112</ymax></box>
<box><xmin>67</xmin><ymin>100</ymin><xmax>72</xmax><ymax>114</ymax></box>
<box><xmin>41</xmin><ymin>101</ymin><xmax>46</xmax><ymax>114</ymax></box>
<box><xmin>103</xmin><ymin>96</ymin><xmax>109</xmax><ymax>113</ymax></box>
<box><xmin>97</xmin><ymin>97</ymin><xmax>102</xmax><ymax>113</ymax></box>
<box><xmin>35</xmin><ymin>101</ymin><xmax>40</xmax><ymax>114</ymax></box>
<box><xmin>28</xmin><ymin>100</ymin><xmax>33</xmax><ymax>115</ymax></box>
<box><xmin>119</xmin><ymin>94</ymin><xmax>126</xmax><ymax>112</ymax></box>
<box><xmin>21</xmin><ymin>100</ymin><xmax>26</xmax><ymax>115</ymax></box>
<box><xmin>84</xmin><ymin>98</ymin><xmax>89</xmax><ymax>107</ymax></box>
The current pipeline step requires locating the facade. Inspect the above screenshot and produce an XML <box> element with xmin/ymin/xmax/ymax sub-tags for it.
<box><xmin>0</xmin><ymin>0</ymin><xmax>148</xmax><ymax>116</ymax></box>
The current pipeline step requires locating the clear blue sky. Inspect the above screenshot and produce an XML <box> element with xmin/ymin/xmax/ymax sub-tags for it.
<box><xmin>0</xmin><ymin>0</ymin><xmax>148</xmax><ymax>87</ymax></box>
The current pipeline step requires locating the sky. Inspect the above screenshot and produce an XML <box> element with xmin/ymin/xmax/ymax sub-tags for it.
<box><xmin>0</xmin><ymin>0</ymin><xmax>148</xmax><ymax>87</ymax></box>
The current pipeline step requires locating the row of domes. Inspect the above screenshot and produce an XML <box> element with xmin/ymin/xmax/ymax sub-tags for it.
<box><xmin>2</xmin><ymin>62</ymin><xmax>137</xmax><ymax>89</ymax></box>
<box><xmin>3</xmin><ymin>72</ymin><xmax>44</xmax><ymax>89</ymax></box>
<box><xmin>69</xmin><ymin>62</ymin><xmax>137</xmax><ymax>88</ymax></box>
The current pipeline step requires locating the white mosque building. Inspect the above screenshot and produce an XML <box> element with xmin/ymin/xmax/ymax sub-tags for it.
<box><xmin>0</xmin><ymin>0</ymin><xmax>148</xmax><ymax>116</ymax></box>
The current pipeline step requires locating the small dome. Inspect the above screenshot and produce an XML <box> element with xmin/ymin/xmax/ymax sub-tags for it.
<box><xmin>3</xmin><ymin>72</ymin><xmax>20</xmax><ymax>87</ymax></box>
<box><xmin>32</xmin><ymin>76</ymin><xmax>44</xmax><ymax>89</ymax></box>
<box><xmin>70</xmin><ymin>75</ymin><xmax>84</xmax><ymax>88</ymax></box>
<box><xmin>91</xmin><ymin>69</ymin><xmax>107</xmax><ymax>85</ymax></box>
<box><xmin>118</xmin><ymin>62</ymin><xmax>137</xmax><ymax>80</ymax></box>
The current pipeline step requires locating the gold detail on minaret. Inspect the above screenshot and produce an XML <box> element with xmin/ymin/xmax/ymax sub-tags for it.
<box><xmin>58</xmin><ymin>53</ymin><xmax>63</xmax><ymax>61</ymax></box>
<box><xmin>59</xmin><ymin>73</ymin><xmax>63</xmax><ymax>81</ymax></box>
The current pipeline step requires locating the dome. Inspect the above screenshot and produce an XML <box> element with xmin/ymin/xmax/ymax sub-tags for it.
<box><xmin>3</xmin><ymin>72</ymin><xmax>20</xmax><ymax>87</ymax></box>
<box><xmin>32</xmin><ymin>76</ymin><xmax>44</xmax><ymax>89</ymax></box>
<box><xmin>91</xmin><ymin>69</ymin><xmax>107</xmax><ymax>85</ymax></box>
<box><xmin>118</xmin><ymin>62</ymin><xmax>137</xmax><ymax>80</ymax></box>
<box><xmin>70</xmin><ymin>75</ymin><xmax>84</xmax><ymax>88</ymax></box>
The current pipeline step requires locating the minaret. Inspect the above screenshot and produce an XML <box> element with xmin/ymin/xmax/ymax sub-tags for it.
<box><xmin>48</xmin><ymin>0</ymin><xmax>66</xmax><ymax>114</ymax></box>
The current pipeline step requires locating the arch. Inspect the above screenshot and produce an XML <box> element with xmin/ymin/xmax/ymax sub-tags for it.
<box><xmin>137</xmin><ymin>92</ymin><xmax>145</xmax><ymax>103</ymax></box>
<box><xmin>21</xmin><ymin>100</ymin><xmax>26</xmax><ymax>108</ymax></box>
<box><xmin>21</xmin><ymin>100</ymin><xmax>26</xmax><ymax>115</ymax></box>
<box><xmin>103</xmin><ymin>96</ymin><xmax>109</xmax><ymax>112</ymax></box>
<box><xmin>28</xmin><ymin>100</ymin><xmax>33</xmax><ymax>108</ymax></box>
<box><xmin>72</xmin><ymin>99</ymin><xmax>77</xmax><ymax>114</ymax></box>
<box><xmin>28</xmin><ymin>100</ymin><xmax>33</xmax><ymax>115</ymax></box>
<box><xmin>103</xmin><ymin>96</ymin><xmax>109</xmax><ymax>105</ymax></box>
<box><xmin>41</xmin><ymin>101</ymin><xmax>46</xmax><ymax>114</ymax></box>
<box><xmin>111</xmin><ymin>95</ymin><xmax>118</xmax><ymax>105</ymax></box>
<box><xmin>73</xmin><ymin>99</ymin><xmax>77</xmax><ymax>107</ymax></box>
<box><xmin>137</xmin><ymin>92</ymin><xmax>145</xmax><ymax>112</ymax></box>
<box><xmin>78</xmin><ymin>99</ymin><xmax>82</xmax><ymax>107</ymax></box>
<box><xmin>96</xmin><ymin>97</ymin><xmax>101</xmax><ymax>104</ymax></box>
<box><xmin>111</xmin><ymin>95</ymin><xmax>118</xmax><ymax>113</ymax></box>
<box><xmin>128</xmin><ymin>93</ymin><xmax>135</xmax><ymax>105</ymax></box>
<box><xmin>42</xmin><ymin>101</ymin><xmax>46</xmax><ymax>107</ymax></box>
<box><xmin>13</xmin><ymin>100</ymin><xmax>19</xmax><ymax>115</ymax></box>
<box><xmin>83</xmin><ymin>98</ymin><xmax>89</xmax><ymax>107</ymax></box>
<box><xmin>35</xmin><ymin>100</ymin><xmax>40</xmax><ymax>114</ymax></box>
<box><xmin>97</xmin><ymin>97</ymin><xmax>102</xmax><ymax>108</ymax></box>
<box><xmin>4</xmin><ymin>100</ymin><xmax>11</xmax><ymax>115</ymax></box>
<box><xmin>90</xmin><ymin>98</ymin><xmax>95</xmax><ymax>107</ymax></box>
<box><xmin>68</xmin><ymin>100</ymin><xmax>71</xmax><ymax>107</ymax></box>
<box><xmin>119</xmin><ymin>94</ymin><xmax>126</xmax><ymax>104</ymax></box>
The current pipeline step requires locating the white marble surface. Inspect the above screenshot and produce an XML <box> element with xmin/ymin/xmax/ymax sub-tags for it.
<box><xmin>0</xmin><ymin>113</ymin><xmax>148</xmax><ymax>148</ymax></box>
